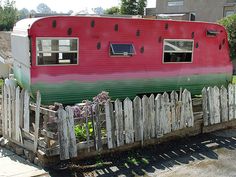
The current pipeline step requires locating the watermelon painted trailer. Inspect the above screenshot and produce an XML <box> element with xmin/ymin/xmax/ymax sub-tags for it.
<box><xmin>11</xmin><ymin>16</ymin><xmax>232</xmax><ymax>105</ymax></box>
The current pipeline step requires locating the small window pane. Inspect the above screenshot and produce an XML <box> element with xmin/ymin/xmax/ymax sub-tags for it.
<box><xmin>37</xmin><ymin>38</ymin><xmax>78</xmax><ymax>65</ymax></box>
<box><xmin>164</xmin><ymin>41</ymin><xmax>193</xmax><ymax>51</ymax></box>
<box><xmin>110</xmin><ymin>43</ymin><xmax>135</xmax><ymax>56</ymax></box>
<box><xmin>163</xmin><ymin>40</ymin><xmax>193</xmax><ymax>63</ymax></box>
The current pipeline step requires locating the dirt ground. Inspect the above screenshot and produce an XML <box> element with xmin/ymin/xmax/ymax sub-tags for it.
<box><xmin>47</xmin><ymin>128</ymin><xmax>236</xmax><ymax>177</ymax></box>
<box><xmin>0</xmin><ymin>31</ymin><xmax>11</xmax><ymax>60</ymax></box>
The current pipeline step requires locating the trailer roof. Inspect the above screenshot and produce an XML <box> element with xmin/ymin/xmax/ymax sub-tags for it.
<box><xmin>13</xmin><ymin>17</ymin><xmax>41</xmax><ymax>35</ymax></box>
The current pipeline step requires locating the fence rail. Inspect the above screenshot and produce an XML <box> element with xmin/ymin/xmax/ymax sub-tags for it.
<box><xmin>1</xmin><ymin>79</ymin><xmax>236</xmax><ymax>163</ymax></box>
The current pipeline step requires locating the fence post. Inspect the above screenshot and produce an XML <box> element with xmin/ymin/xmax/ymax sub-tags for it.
<box><xmin>58</xmin><ymin>106</ymin><xmax>69</xmax><ymax>160</ymax></box>
<box><xmin>65</xmin><ymin>106</ymin><xmax>77</xmax><ymax>158</ymax></box>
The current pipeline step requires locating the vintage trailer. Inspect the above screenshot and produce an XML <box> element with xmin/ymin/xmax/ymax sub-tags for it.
<box><xmin>11</xmin><ymin>16</ymin><xmax>232</xmax><ymax>104</ymax></box>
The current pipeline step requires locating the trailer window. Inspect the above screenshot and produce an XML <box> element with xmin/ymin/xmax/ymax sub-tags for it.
<box><xmin>110</xmin><ymin>43</ymin><xmax>135</xmax><ymax>56</ymax></box>
<box><xmin>37</xmin><ymin>38</ymin><xmax>78</xmax><ymax>65</ymax></box>
<box><xmin>163</xmin><ymin>40</ymin><xmax>193</xmax><ymax>63</ymax></box>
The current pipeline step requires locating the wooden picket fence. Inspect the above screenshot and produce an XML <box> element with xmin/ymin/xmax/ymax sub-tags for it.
<box><xmin>1</xmin><ymin>78</ymin><xmax>236</xmax><ymax>163</ymax></box>
<box><xmin>1</xmin><ymin>79</ymin><xmax>42</xmax><ymax>152</ymax></box>
<box><xmin>202</xmin><ymin>84</ymin><xmax>236</xmax><ymax>126</ymax></box>
<box><xmin>55</xmin><ymin>89</ymin><xmax>194</xmax><ymax>160</ymax></box>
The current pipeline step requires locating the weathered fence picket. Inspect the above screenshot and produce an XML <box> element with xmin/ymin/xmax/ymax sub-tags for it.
<box><xmin>203</xmin><ymin>85</ymin><xmax>236</xmax><ymax>126</ymax></box>
<box><xmin>155</xmin><ymin>94</ymin><xmax>162</xmax><ymax>137</ymax></box>
<box><xmin>228</xmin><ymin>84</ymin><xmax>235</xmax><ymax>120</ymax></box>
<box><xmin>133</xmin><ymin>96</ymin><xmax>142</xmax><ymax>142</ymax></box>
<box><xmin>202</xmin><ymin>87</ymin><xmax>209</xmax><ymax>126</ymax></box>
<box><xmin>149</xmin><ymin>94</ymin><xmax>155</xmax><ymax>138</ymax></box>
<box><xmin>93</xmin><ymin>104</ymin><xmax>102</xmax><ymax>151</ymax></box>
<box><xmin>105</xmin><ymin>101</ymin><xmax>116</xmax><ymax>149</ymax></box>
<box><xmin>58</xmin><ymin>107</ymin><xmax>69</xmax><ymax>160</ymax></box>
<box><xmin>142</xmin><ymin>95</ymin><xmax>150</xmax><ymax>140</ymax></box>
<box><xmin>15</xmin><ymin>87</ymin><xmax>20</xmax><ymax>142</ymax></box>
<box><xmin>124</xmin><ymin>98</ymin><xmax>134</xmax><ymax>144</ymax></box>
<box><xmin>66</xmin><ymin>106</ymin><xmax>77</xmax><ymax>158</ymax></box>
<box><xmin>23</xmin><ymin>91</ymin><xmax>30</xmax><ymax>132</ymax></box>
<box><xmin>163</xmin><ymin>92</ymin><xmax>171</xmax><ymax>134</ymax></box>
<box><xmin>115</xmin><ymin>99</ymin><xmax>124</xmax><ymax>147</ymax></box>
<box><xmin>220</xmin><ymin>86</ymin><xmax>228</xmax><ymax>122</ymax></box>
<box><xmin>34</xmin><ymin>91</ymin><xmax>41</xmax><ymax>152</ymax></box>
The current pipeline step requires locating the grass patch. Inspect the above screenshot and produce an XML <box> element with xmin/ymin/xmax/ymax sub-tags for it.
<box><xmin>0</xmin><ymin>79</ymin><xmax>3</xmax><ymax>86</ymax></box>
<box><xmin>232</xmin><ymin>75</ymin><xmax>236</xmax><ymax>84</ymax></box>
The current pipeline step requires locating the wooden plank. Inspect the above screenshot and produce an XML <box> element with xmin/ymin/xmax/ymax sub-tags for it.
<box><xmin>23</xmin><ymin>90</ymin><xmax>30</xmax><ymax>132</ymax></box>
<box><xmin>155</xmin><ymin>94</ymin><xmax>162</xmax><ymax>137</ymax></box>
<box><xmin>124</xmin><ymin>98</ymin><xmax>134</xmax><ymax>144</ymax></box>
<box><xmin>202</xmin><ymin>87</ymin><xmax>209</xmax><ymax>126</ymax></box>
<box><xmin>34</xmin><ymin>91</ymin><xmax>41</xmax><ymax>153</ymax></box>
<box><xmin>220</xmin><ymin>86</ymin><xmax>228</xmax><ymax>122</ymax></box>
<box><xmin>10</xmin><ymin>84</ymin><xmax>16</xmax><ymax>140</ymax></box>
<box><xmin>57</xmin><ymin>106</ymin><xmax>69</xmax><ymax>160</ymax></box>
<box><xmin>114</xmin><ymin>99</ymin><xmax>124</xmax><ymax>147</ymax></box>
<box><xmin>21</xmin><ymin>128</ymin><xmax>35</xmax><ymax>141</ymax></box>
<box><xmin>2</xmin><ymin>84</ymin><xmax>6</xmax><ymax>137</ymax></box>
<box><xmin>85</xmin><ymin>115</ymin><xmax>90</xmax><ymax>152</ymax></box>
<box><xmin>7</xmin><ymin>85</ymin><xmax>11</xmax><ymax>138</ymax></box>
<box><xmin>30</xmin><ymin>105</ymin><xmax>57</xmax><ymax>117</ymax></box>
<box><xmin>41</xmin><ymin>129</ymin><xmax>58</xmax><ymax>139</ymax></box>
<box><xmin>142</xmin><ymin>95</ymin><xmax>149</xmax><ymax>140</ymax></box>
<box><xmin>213</xmin><ymin>86</ymin><xmax>221</xmax><ymax>124</ymax></box>
<box><xmin>228</xmin><ymin>84</ymin><xmax>234</xmax><ymax>121</ymax></box>
<box><xmin>133</xmin><ymin>96</ymin><xmax>142</xmax><ymax>142</ymax></box>
<box><xmin>188</xmin><ymin>90</ymin><xmax>194</xmax><ymax>127</ymax></box>
<box><xmin>162</xmin><ymin>92</ymin><xmax>171</xmax><ymax>134</ymax></box>
<box><xmin>149</xmin><ymin>94</ymin><xmax>155</xmax><ymax>138</ymax></box>
<box><xmin>105</xmin><ymin>101</ymin><xmax>116</xmax><ymax>149</ymax></box>
<box><xmin>19</xmin><ymin>89</ymin><xmax>25</xmax><ymax>129</ymax></box>
<box><xmin>15</xmin><ymin>87</ymin><xmax>20</xmax><ymax>142</ymax></box>
<box><xmin>92</xmin><ymin>104</ymin><xmax>101</xmax><ymax>151</ymax></box>
<box><xmin>207</xmin><ymin>87</ymin><xmax>215</xmax><ymax>125</ymax></box>
<box><xmin>65</xmin><ymin>106</ymin><xmax>77</xmax><ymax>158</ymax></box>
<box><xmin>182</xmin><ymin>89</ymin><xmax>194</xmax><ymax>127</ymax></box>
<box><xmin>170</xmin><ymin>91</ymin><xmax>178</xmax><ymax>131</ymax></box>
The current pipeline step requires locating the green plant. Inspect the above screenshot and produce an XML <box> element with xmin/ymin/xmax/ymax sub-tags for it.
<box><xmin>218</xmin><ymin>14</ymin><xmax>236</xmax><ymax>60</ymax></box>
<box><xmin>74</xmin><ymin>121</ymin><xmax>94</xmax><ymax>141</ymax></box>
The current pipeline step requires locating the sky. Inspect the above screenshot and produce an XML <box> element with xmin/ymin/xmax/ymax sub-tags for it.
<box><xmin>14</xmin><ymin>0</ymin><xmax>156</xmax><ymax>13</ymax></box>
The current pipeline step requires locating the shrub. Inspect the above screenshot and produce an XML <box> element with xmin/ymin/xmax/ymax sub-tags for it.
<box><xmin>218</xmin><ymin>14</ymin><xmax>236</xmax><ymax>60</ymax></box>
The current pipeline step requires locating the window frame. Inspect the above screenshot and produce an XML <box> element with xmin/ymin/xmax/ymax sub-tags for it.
<box><xmin>36</xmin><ymin>37</ymin><xmax>79</xmax><ymax>66</ymax></box>
<box><xmin>109</xmin><ymin>43</ymin><xmax>136</xmax><ymax>57</ymax></box>
<box><xmin>162</xmin><ymin>39</ymin><xmax>194</xmax><ymax>64</ymax></box>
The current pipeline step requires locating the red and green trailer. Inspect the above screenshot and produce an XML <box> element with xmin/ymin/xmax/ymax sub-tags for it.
<box><xmin>11</xmin><ymin>16</ymin><xmax>232</xmax><ymax>105</ymax></box>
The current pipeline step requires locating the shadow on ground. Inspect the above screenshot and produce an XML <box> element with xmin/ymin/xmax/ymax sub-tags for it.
<box><xmin>48</xmin><ymin>130</ymin><xmax>236</xmax><ymax>177</ymax></box>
